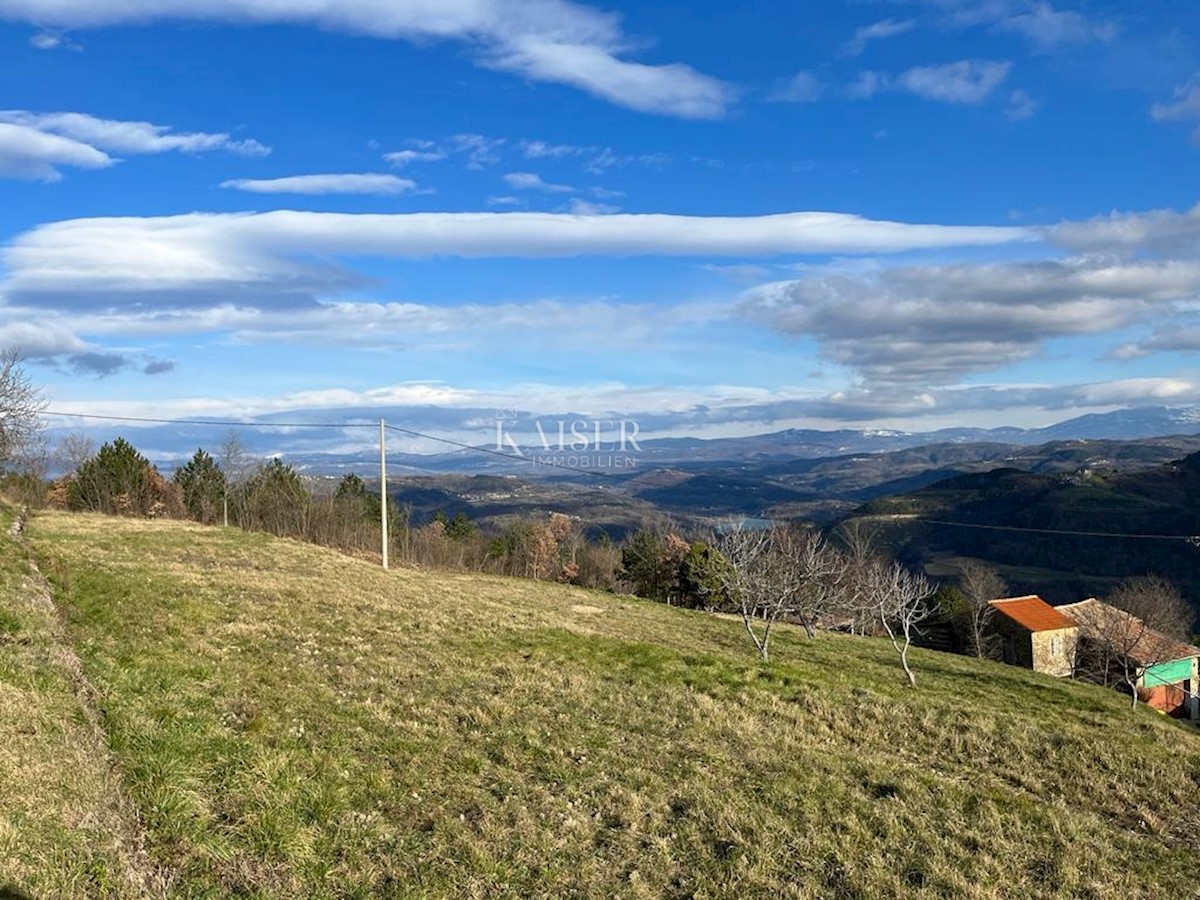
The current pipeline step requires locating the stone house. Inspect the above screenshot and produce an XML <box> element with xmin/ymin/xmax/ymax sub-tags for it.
<box><xmin>987</xmin><ymin>595</ymin><xmax>1079</xmax><ymax>677</ymax></box>
<box><xmin>1058</xmin><ymin>598</ymin><xmax>1200</xmax><ymax>720</ymax></box>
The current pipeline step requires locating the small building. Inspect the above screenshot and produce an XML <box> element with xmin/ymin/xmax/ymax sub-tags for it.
<box><xmin>987</xmin><ymin>595</ymin><xmax>1079</xmax><ymax>677</ymax></box>
<box><xmin>1059</xmin><ymin>598</ymin><xmax>1200</xmax><ymax>720</ymax></box>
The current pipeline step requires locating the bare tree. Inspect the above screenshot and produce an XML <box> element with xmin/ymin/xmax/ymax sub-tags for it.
<box><xmin>1072</xmin><ymin>577</ymin><xmax>1194</xmax><ymax>711</ymax></box>
<box><xmin>0</xmin><ymin>350</ymin><xmax>46</xmax><ymax>467</ymax></box>
<box><xmin>832</xmin><ymin>520</ymin><xmax>883</xmax><ymax>635</ymax></box>
<box><xmin>1070</xmin><ymin>600</ymin><xmax>1155</xmax><ymax>709</ymax></box>
<box><xmin>775</xmin><ymin>527</ymin><xmax>842</xmax><ymax>639</ymax></box>
<box><xmin>717</xmin><ymin>525</ymin><xmax>840</xmax><ymax>662</ymax></box>
<box><xmin>867</xmin><ymin>560</ymin><xmax>936</xmax><ymax>688</ymax></box>
<box><xmin>217</xmin><ymin>430</ymin><xmax>253</xmax><ymax>527</ymax></box>
<box><xmin>717</xmin><ymin>525</ymin><xmax>777</xmax><ymax>661</ymax></box>
<box><xmin>959</xmin><ymin>561</ymin><xmax>1007</xmax><ymax>659</ymax></box>
<box><xmin>55</xmin><ymin>432</ymin><xmax>96</xmax><ymax>475</ymax></box>
<box><xmin>1110</xmin><ymin>576</ymin><xmax>1193</xmax><ymax>641</ymax></box>
<box><xmin>9</xmin><ymin>430</ymin><xmax>51</xmax><ymax>506</ymax></box>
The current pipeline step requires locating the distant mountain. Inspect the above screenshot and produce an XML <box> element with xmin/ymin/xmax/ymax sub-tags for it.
<box><xmin>1026</xmin><ymin>406</ymin><xmax>1200</xmax><ymax>442</ymax></box>
<box><xmin>60</xmin><ymin>403</ymin><xmax>1200</xmax><ymax>477</ymax></box>
<box><xmin>369</xmin><ymin>405</ymin><xmax>1200</xmax><ymax>476</ymax></box>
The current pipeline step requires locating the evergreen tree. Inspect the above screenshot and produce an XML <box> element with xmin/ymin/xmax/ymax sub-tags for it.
<box><xmin>678</xmin><ymin>541</ymin><xmax>736</xmax><ymax>610</ymax></box>
<box><xmin>244</xmin><ymin>458</ymin><xmax>309</xmax><ymax>536</ymax></box>
<box><xmin>621</xmin><ymin>530</ymin><xmax>672</xmax><ymax>601</ymax></box>
<box><xmin>68</xmin><ymin>437</ymin><xmax>179</xmax><ymax>517</ymax></box>
<box><xmin>173</xmin><ymin>448</ymin><xmax>226</xmax><ymax>524</ymax></box>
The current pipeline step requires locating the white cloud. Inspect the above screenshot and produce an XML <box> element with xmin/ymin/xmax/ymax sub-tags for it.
<box><xmin>40</xmin><ymin>371</ymin><xmax>1200</xmax><ymax>439</ymax></box>
<box><xmin>446</xmin><ymin>133</ymin><xmax>506</xmax><ymax>169</ymax></box>
<box><xmin>383</xmin><ymin>149</ymin><xmax>446</xmax><ymax>167</ymax></box>
<box><xmin>0</xmin><ymin>0</ymin><xmax>732</xmax><ymax>119</ymax></box>
<box><xmin>0</xmin><ymin>318</ymin><xmax>88</xmax><ymax>357</ymax></box>
<box><xmin>503</xmin><ymin>171</ymin><xmax>575</xmax><ymax>193</ymax></box>
<box><xmin>848</xmin><ymin>61</ymin><xmax>1010</xmax><ymax>104</ymax></box>
<box><xmin>996</xmin><ymin>3</ymin><xmax>1117</xmax><ymax>48</ymax></box>
<box><xmin>1047</xmin><ymin>203</ymin><xmax>1200</xmax><ymax>255</ymax></box>
<box><xmin>0</xmin><ymin>313</ymin><xmax>170</xmax><ymax>377</ymax></box>
<box><xmin>741</xmin><ymin>256</ymin><xmax>1200</xmax><ymax>384</ymax></box>
<box><xmin>896</xmin><ymin>60</ymin><xmax>1012</xmax><ymax>104</ymax></box>
<box><xmin>0</xmin><ymin>110</ymin><xmax>269</xmax><ymax>156</ymax></box>
<box><xmin>847</xmin><ymin>71</ymin><xmax>887</xmax><ymax>100</ymax></box>
<box><xmin>481</xmin><ymin>39</ymin><xmax>732</xmax><ymax>119</ymax></box>
<box><xmin>565</xmin><ymin>198</ymin><xmax>619</xmax><ymax>215</ymax></box>
<box><xmin>843</xmin><ymin>18</ymin><xmax>914</xmax><ymax>57</ymax></box>
<box><xmin>1151</xmin><ymin>75</ymin><xmax>1200</xmax><ymax>144</ymax></box>
<box><xmin>30</xmin><ymin>31</ymin><xmax>79</xmax><ymax>50</ymax></box>
<box><xmin>582</xmin><ymin>148</ymin><xmax>671</xmax><ymax>174</ymax></box>
<box><xmin>1</xmin><ymin>210</ymin><xmax>1031</xmax><ymax>308</ymax></box>
<box><xmin>0</xmin><ymin>122</ymin><xmax>112</xmax><ymax>180</ymax></box>
<box><xmin>221</xmin><ymin>173</ymin><xmax>420</xmax><ymax>195</ymax></box>
<box><xmin>931</xmin><ymin>1</ymin><xmax>1116</xmax><ymax>48</ymax></box>
<box><xmin>1005</xmin><ymin>88</ymin><xmax>1038</xmax><ymax>120</ymax></box>
<box><xmin>517</xmin><ymin>140</ymin><xmax>586</xmax><ymax>158</ymax></box>
<box><xmin>768</xmin><ymin>71</ymin><xmax>823</xmax><ymax>103</ymax></box>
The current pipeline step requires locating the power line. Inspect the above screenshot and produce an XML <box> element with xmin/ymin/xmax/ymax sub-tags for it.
<box><xmin>384</xmin><ymin>423</ymin><xmax>626</xmax><ymax>482</ymax></box>
<box><xmin>915</xmin><ymin>518</ymin><xmax>1200</xmax><ymax>543</ymax></box>
<box><xmin>39</xmin><ymin>408</ymin><xmax>634</xmax><ymax>483</ymax></box>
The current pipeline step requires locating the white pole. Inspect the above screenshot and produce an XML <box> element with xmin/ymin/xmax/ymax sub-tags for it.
<box><xmin>380</xmin><ymin>418</ymin><xmax>389</xmax><ymax>570</ymax></box>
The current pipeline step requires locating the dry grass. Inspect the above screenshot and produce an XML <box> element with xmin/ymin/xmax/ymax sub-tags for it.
<box><xmin>7</xmin><ymin>508</ymin><xmax>1200</xmax><ymax>898</ymax></box>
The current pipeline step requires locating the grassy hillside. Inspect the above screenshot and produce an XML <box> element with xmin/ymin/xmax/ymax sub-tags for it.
<box><xmin>4</xmin><ymin>510</ymin><xmax>1200</xmax><ymax>898</ymax></box>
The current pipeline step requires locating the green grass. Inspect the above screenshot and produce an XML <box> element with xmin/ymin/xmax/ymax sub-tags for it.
<box><xmin>7</xmin><ymin>509</ymin><xmax>1200</xmax><ymax>898</ymax></box>
<box><xmin>0</xmin><ymin>508</ymin><xmax>158</xmax><ymax>898</ymax></box>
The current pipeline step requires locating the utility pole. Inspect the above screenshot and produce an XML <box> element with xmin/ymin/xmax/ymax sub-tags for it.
<box><xmin>380</xmin><ymin>419</ymin><xmax>389</xmax><ymax>570</ymax></box>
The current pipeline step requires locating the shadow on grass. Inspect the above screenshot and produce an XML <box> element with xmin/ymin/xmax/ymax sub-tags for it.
<box><xmin>0</xmin><ymin>886</ymin><xmax>33</xmax><ymax>900</ymax></box>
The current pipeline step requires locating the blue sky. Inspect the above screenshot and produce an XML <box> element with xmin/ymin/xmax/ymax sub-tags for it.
<box><xmin>2</xmin><ymin>0</ymin><xmax>1199</xmax><ymax>456</ymax></box>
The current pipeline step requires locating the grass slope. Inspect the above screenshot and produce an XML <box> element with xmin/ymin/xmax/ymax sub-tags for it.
<box><xmin>8</xmin><ymin>510</ymin><xmax>1200</xmax><ymax>898</ymax></box>
<box><xmin>0</xmin><ymin>507</ymin><xmax>158</xmax><ymax>897</ymax></box>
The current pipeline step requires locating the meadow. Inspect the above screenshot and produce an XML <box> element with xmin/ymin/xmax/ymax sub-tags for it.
<box><xmin>2</xmin><ymin>508</ymin><xmax>1198</xmax><ymax>898</ymax></box>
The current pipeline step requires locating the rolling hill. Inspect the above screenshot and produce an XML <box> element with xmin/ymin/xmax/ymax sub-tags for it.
<box><xmin>854</xmin><ymin>450</ymin><xmax>1200</xmax><ymax>607</ymax></box>
<box><xmin>2</xmin><ymin>508</ymin><xmax>1199</xmax><ymax>897</ymax></box>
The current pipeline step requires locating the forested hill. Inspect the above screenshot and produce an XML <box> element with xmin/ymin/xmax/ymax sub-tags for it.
<box><xmin>859</xmin><ymin>451</ymin><xmax>1200</xmax><ymax>607</ymax></box>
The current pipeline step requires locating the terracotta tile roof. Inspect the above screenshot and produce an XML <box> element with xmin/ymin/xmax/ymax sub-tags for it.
<box><xmin>988</xmin><ymin>595</ymin><xmax>1078</xmax><ymax>633</ymax></box>
<box><xmin>1058</xmin><ymin>598</ymin><xmax>1200</xmax><ymax>666</ymax></box>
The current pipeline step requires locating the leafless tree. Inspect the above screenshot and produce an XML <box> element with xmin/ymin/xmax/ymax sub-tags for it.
<box><xmin>1111</xmin><ymin>575</ymin><xmax>1193</xmax><ymax>641</ymax></box>
<box><xmin>0</xmin><ymin>350</ymin><xmax>46</xmax><ymax>467</ymax></box>
<box><xmin>54</xmin><ymin>432</ymin><xmax>96</xmax><ymax>475</ymax></box>
<box><xmin>866</xmin><ymin>560</ymin><xmax>936</xmax><ymax>688</ymax></box>
<box><xmin>832</xmin><ymin>520</ymin><xmax>884</xmax><ymax>635</ymax></box>
<box><xmin>717</xmin><ymin>525</ymin><xmax>776</xmax><ymax>661</ymax></box>
<box><xmin>717</xmin><ymin>525</ymin><xmax>840</xmax><ymax>662</ymax></box>
<box><xmin>1073</xmin><ymin>577</ymin><xmax>1194</xmax><ymax>710</ymax></box>
<box><xmin>217</xmin><ymin>430</ymin><xmax>253</xmax><ymax>527</ymax></box>
<box><xmin>959</xmin><ymin>561</ymin><xmax>1007</xmax><ymax>659</ymax></box>
<box><xmin>776</xmin><ymin>527</ymin><xmax>842</xmax><ymax>639</ymax></box>
<box><xmin>9</xmin><ymin>430</ymin><xmax>51</xmax><ymax>506</ymax></box>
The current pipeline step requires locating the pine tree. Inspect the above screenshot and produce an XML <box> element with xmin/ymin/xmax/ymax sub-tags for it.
<box><xmin>174</xmin><ymin>448</ymin><xmax>226</xmax><ymax>524</ymax></box>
